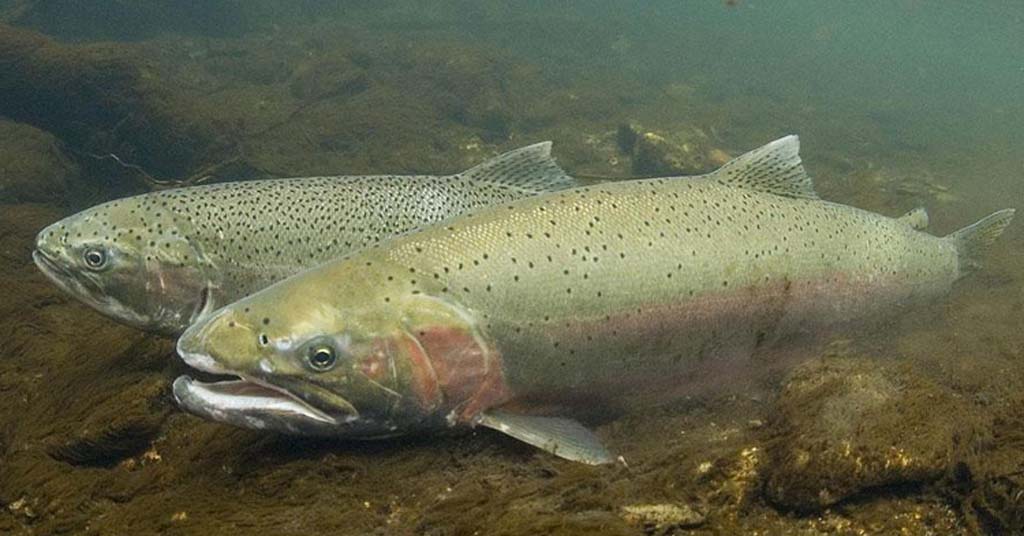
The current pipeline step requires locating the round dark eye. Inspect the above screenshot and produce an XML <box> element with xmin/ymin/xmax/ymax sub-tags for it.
<box><xmin>307</xmin><ymin>345</ymin><xmax>336</xmax><ymax>371</ymax></box>
<box><xmin>83</xmin><ymin>248</ymin><xmax>106</xmax><ymax>269</ymax></box>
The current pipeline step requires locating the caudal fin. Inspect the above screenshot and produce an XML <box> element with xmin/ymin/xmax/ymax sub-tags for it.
<box><xmin>948</xmin><ymin>208</ymin><xmax>1015</xmax><ymax>274</ymax></box>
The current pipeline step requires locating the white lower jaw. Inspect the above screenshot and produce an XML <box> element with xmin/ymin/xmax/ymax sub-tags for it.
<box><xmin>173</xmin><ymin>375</ymin><xmax>340</xmax><ymax>425</ymax></box>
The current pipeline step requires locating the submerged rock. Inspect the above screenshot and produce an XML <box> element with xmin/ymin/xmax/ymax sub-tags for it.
<box><xmin>617</xmin><ymin>123</ymin><xmax>719</xmax><ymax>176</ymax></box>
<box><xmin>620</xmin><ymin>503</ymin><xmax>706</xmax><ymax>532</ymax></box>
<box><xmin>0</xmin><ymin>23</ymin><xmax>229</xmax><ymax>179</ymax></box>
<box><xmin>288</xmin><ymin>53</ymin><xmax>370</xmax><ymax>103</ymax></box>
<box><xmin>0</xmin><ymin>120</ymin><xmax>77</xmax><ymax>203</ymax></box>
<box><xmin>763</xmin><ymin>357</ymin><xmax>980</xmax><ymax>511</ymax></box>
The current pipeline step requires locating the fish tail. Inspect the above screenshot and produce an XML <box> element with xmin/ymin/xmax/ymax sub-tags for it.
<box><xmin>948</xmin><ymin>208</ymin><xmax>1015</xmax><ymax>275</ymax></box>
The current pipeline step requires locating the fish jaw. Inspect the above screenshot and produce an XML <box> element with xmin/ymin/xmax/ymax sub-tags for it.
<box><xmin>33</xmin><ymin>210</ymin><xmax>218</xmax><ymax>335</ymax></box>
<box><xmin>174</xmin><ymin>312</ymin><xmax>361</xmax><ymax>433</ymax></box>
<box><xmin>32</xmin><ymin>247</ymin><xmax>153</xmax><ymax>329</ymax></box>
<box><xmin>176</xmin><ymin>302</ymin><xmax>400</xmax><ymax>435</ymax></box>
<box><xmin>172</xmin><ymin>375</ymin><xmax>346</xmax><ymax>433</ymax></box>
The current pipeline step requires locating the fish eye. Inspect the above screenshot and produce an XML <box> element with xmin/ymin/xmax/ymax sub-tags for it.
<box><xmin>83</xmin><ymin>247</ymin><xmax>107</xmax><ymax>270</ymax></box>
<box><xmin>306</xmin><ymin>344</ymin><xmax>337</xmax><ymax>372</ymax></box>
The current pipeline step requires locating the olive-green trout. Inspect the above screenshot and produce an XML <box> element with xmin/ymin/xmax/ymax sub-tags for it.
<box><xmin>33</xmin><ymin>143</ymin><xmax>575</xmax><ymax>334</ymax></box>
<box><xmin>174</xmin><ymin>136</ymin><xmax>1014</xmax><ymax>464</ymax></box>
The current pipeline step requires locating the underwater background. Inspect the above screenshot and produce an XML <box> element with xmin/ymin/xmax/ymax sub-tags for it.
<box><xmin>0</xmin><ymin>1</ymin><xmax>1021</xmax><ymax>534</ymax></box>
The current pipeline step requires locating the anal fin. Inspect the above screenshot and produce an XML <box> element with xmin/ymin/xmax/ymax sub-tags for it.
<box><xmin>478</xmin><ymin>410</ymin><xmax>614</xmax><ymax>465</ymax></box>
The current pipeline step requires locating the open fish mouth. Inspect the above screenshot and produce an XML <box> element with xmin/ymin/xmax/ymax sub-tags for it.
<box><xmin>172</xmin><ymin>375</ymin><xmax>346</xmax><ymax>428</ymax></box>
<box><xmin>174</xmin><ymin>335</ymin><xmax>357</xmax><ymax>431</ymax></box>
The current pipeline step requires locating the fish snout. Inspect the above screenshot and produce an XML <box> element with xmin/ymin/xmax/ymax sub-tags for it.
<box><xmin>33</xmin><ymin>222</ymin><xmax>65</xmax><ymax>264</ymax></box>
<box><xmin>176</xmin><ymin>308</ymin><xmax>247</xmax><ymax>375</ymax></box>
<box><xmin>32</xmin><ymin>223</ymin><xmax>78</xmax><ymax>289</ymax></box>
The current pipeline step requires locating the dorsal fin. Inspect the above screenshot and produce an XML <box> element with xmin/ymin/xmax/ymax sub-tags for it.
<box><xmin>708</xmin><ymin>135</ymin><xmax>818</xmax><ymax>200</ymax></box>
<box><xmin>456</xmin><ymin>142</ymin><xmax>577</xmax><ymax>193</ymax></box>
<box><xmin>898</xmin><ymin>207</ymin><xmax>930</xmax><ymax>230</ymax></box>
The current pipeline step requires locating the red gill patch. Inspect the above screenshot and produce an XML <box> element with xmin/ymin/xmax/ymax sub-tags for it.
<box><xmin>402</xmin><ymin>326</ymin><xmax>510</xmax><ymax>423</ymax></box>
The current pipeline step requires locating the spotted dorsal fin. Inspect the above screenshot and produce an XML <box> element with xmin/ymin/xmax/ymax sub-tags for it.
<box><xmin>708</xmin><ymin>135</ymin><xmax>818</xmax><ymax>200</ymax></box>
<box><xmin>457</xmin><ymin>142</ymin><xmax>578</xmax><ymax>193</ymax></box>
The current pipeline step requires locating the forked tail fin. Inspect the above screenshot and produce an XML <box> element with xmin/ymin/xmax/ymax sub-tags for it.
<box><xmin>948</xmin><ymin>208</ymin><xmax>1015</xmax><ymax>274</ymax></box>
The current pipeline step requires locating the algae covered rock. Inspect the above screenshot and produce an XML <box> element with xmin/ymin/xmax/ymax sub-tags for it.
<box><xmin>0</xmin><ymin>23</ymin><xmax>228</xmax><ymax>179</ymax></box>
<box><xmin>288</xmin><ymin>52</ymin><xmax>370</xmax><ymax>103</ymax></box>
<box><xmin>620</xmin><ymin>503</ymin><xmax>706</xmax><ymax>532</ymax></box>
<box><xmin>950</xmin><ymin>387</ymin><xmax>1024</xmax><ymax>534</ymax></box>
<box><xmin>763</xmin><ymin>357</ymin><xmax>979</xmax><ymax>511</ymax></box>
<box><xmin>617</xmin><ymin>123</ymin><xmax>725</xmax><ymax>176</ymax></box>
<box><xmin>0</xmin><ymin>119</ymin><xmax>76</xmax><ymax>203</ymax></box>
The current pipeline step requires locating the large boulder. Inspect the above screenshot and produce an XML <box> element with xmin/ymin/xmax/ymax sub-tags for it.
<box><xmin>0</xmin><ymin>119</ymin><xmax>76</xmax><ymax>203</ymax></box>
<box><xmin>763</xmin><ymin>357</ymin><xmax>981</xmax><ymax>511</ymax></box>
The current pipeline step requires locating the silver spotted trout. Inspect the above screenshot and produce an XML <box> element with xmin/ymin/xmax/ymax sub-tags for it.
<box><xmin>173</xmin><ymin>136</ymin><xmax>1014</xmax><ymax>464</ymax></box>
<box><xmin>32</xmin><ymin>143</ymin><xmax>575</xmax><ymax>334</ymax></box>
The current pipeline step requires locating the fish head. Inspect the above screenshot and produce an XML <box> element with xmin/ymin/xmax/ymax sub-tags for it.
<box><xmin>174</xmin><ymin>257</ymin><xmax>498</xmax><ymax>437</ymax></box>
<box><xmin>33</xmin><ymin>196</ymin><xmax>217</xmax><ymax>334</ymax></box>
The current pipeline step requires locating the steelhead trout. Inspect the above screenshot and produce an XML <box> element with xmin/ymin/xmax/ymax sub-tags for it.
<box><xmin>32</xmin><ymin>143</ymin><xmax>575</xmax><ymax>334</ymax></box>
<box><xmin>173</xmin><ymin>136</ymin><xmax>1014</xmax><ymax>464</ymax></box>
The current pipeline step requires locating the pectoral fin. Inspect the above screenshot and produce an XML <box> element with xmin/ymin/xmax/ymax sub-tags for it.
<box><xmin>478</xmin><ymin>410</ymin><xmax>614</xmax><ymax>465</ymax></box>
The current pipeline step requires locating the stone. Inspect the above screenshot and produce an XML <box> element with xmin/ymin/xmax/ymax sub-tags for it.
<box><xmin>620</xmin><ymin>503</ymin><xmax>706</xmax><ymax>531</ymax></box>
<box><xmin>0</xmin><ymin>119</ymin><xmax>77</xmax><ymax>203</ymax></box>
<box><xmin>630</xmin><ymin>128</ymin><xmax>715</xmax><ymax>176</ymax></box>
<box><xmin>762</xmin><ymin>357</ymin><xmax>981</xmax><ymax>511</ymax></box>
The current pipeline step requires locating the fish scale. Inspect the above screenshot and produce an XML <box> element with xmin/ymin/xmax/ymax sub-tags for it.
<box><xmin>33</xmin><ymin>142</ymin><xmax>574</xmax><ymax>333</ymax></box>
